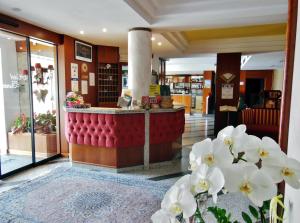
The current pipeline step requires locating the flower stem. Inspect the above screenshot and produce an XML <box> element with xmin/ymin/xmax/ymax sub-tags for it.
<box><xmin>259</xmin><ymin>207</ymin><xmax>266</xmax><ymax>223</ymax></box>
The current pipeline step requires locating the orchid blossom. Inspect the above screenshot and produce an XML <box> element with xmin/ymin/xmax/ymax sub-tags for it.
<box><xmin>152</xmin><ymin>123</ymin><xmax>300</xmax><ymax>223</ymax></box>
<box><xmin>262</xmin><ymin>151</ymin><xmax>300</xmax><ymax>189</ymax></box>
<box><xmin>161</xmin><ymin>184</ymin><xmax>197</xmax><ymax>219</ymax></box>
<box><xmin>223</xmin><ymin>163</ymin><xmax>277</xmax><ymax>207</ymax></box>
<box><xmin>217</xmin><ymin>125</ymin><xmax>248</xmax><ymax>155</ymax></box>
<box><xmin>190</xmin><ymin>164</ymin><xmax>224</xmax><ymax>203</ymax></box>
<box><xmin>243</xmin><ymin>136</ymin><xmax>282</xmax><ymax>163</ymax></box>
<box><xmin>190</xmin><ymin>138</ymin><xmax>233</xmax><ymax>171</ymax></box>
<box><xmin>151</xmin><ymin>209</ymin><xmax>180</xmax><ymax>223</ymax></box>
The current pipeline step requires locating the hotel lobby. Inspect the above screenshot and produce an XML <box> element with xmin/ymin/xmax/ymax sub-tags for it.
<box><xmin>0</xmin><ymin>0</ymin><xmax>300</xmax><ymax>222</ymax></box>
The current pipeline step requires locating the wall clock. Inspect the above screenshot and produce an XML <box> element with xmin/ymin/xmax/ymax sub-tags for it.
<box><xmin>81</xmin><ymin>63</ymin><xmax>88</xmax><ymax>73</ymax></box>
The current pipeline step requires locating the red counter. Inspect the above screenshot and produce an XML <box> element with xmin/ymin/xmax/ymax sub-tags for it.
<box><xmin>65</xmin><ymin>107</ymin><xmax>185</xmax><ymax>169</ymax></box>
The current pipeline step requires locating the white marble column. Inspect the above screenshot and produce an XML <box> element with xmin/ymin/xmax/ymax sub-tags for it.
<box><xmin>128</xmin><ymin>28</ymin><xmax>152</xmax><ymax>100</ymax></box>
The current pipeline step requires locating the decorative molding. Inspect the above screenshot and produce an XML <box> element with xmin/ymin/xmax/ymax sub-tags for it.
<box><xmin>124</xmin><ymin>0</ymin><xmax>155</xmax><ymax>24</ymax></box>
<box><xmin>161</xmin><ymin>32</ymin><xmax>189</xmax><ymax>52</ymax></box>
<box><xmin>185</xmin><ymin>35</ymin><xmax>286</xmax><ymax>54</ymax></box>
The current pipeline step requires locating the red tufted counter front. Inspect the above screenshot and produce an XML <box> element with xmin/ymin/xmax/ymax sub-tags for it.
<box><xmin>65</xmin><ymin>106</ymin><xmax>185</xmax><ymax>169</ymax></box>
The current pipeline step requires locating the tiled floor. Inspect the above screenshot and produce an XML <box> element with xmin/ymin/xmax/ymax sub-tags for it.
<box><xmin>0</xmin><ymin>154</ymin><xmax>47</xmax><ymax>175</ymax></box>
<box><xmin>0</xmin><ymin>113</ymin><xmax>214</xmax><ymax>191</ymax></box>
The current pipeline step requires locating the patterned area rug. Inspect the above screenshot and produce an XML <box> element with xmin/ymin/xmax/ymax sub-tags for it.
<box><xmin>0</xmin><ymin>166</ymin><xmax>170</xmax><ymax>223</ymax></box>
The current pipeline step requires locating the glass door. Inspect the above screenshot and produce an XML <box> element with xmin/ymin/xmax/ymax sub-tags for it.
<box><xmin>29</xmin><ymin>38</ymin><xmax>60</xmax><ymax>162</ymax></box>
<box><xmin>0</xmin><ymin>31</ymin><xmax>33</xmax><ymax>175</ymax></box>
<box><xmin>0</xmin><ymin>31</ymin><xmax>60</xmax><ymax>178</ymax></box>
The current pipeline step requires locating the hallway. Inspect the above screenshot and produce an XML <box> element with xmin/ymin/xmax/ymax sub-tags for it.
<box><xmin>183</xmin><ymin>114</ymin><xmax>215</xmax><ymax>147</ymax></box>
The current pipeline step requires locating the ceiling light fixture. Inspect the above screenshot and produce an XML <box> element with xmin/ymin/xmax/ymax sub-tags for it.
<box><xmin>7</xmin><ymin>37</ymin><xmax>11</xmax><ymax>40</ymax></box>
<box><xmin>80</xmin><ymin>30</ymin><xmax>84</xmax><ymax>35</ymax></box>
<box><xmin>102</xmin><ymin>28</ymin><xmax>107</xmax><ymax>33</ymax></box>
<box><xmin>157</xmin><ymin>42</ymin><xmax>162</xmax><ymax>46</ymax></box>
<box><xmin>151</xmin><ymin>37</ymin><xmax>155</xmax><ymax>41</ymax></box>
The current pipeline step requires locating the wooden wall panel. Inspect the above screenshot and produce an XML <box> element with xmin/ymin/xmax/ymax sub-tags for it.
<box><xmin>62</xmin><ymin>35</ymin><xmax>98</xmax><ymax>106</ymax></box>
<box><xmin>215</xmin><ymin>53</ymin><xmax>241</xmax><ymax>134</ymax></box>
<box><xmin>0</xmin><ymin>13</ymin><xmax>62</xmax><ymax>44</ymax></box>
<box><xmin>240</xmin><ymin>70</ymin><xmax>274</xmax><ymax>95</ymax></box>
<box><xmin>97</xmin><ymin>46</ymin><xmax>119</xmax><ymax>63</ymax></box>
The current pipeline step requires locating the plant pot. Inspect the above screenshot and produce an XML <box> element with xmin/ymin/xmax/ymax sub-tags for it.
<box><xmin>8</xmin><ymin>132</ymin><xmax>58</xmax><ymax>157</ymax></box>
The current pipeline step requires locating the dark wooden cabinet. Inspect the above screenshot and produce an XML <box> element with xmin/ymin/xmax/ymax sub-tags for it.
<box><xmin>97</xmin><ymin>46</ymin><xmax>119</xmax><ymax>64</ymax></box>
<box><xmin>97</xmin><ymin>46</ymin><xmax>121</xmax><ymax>107</ymax></box>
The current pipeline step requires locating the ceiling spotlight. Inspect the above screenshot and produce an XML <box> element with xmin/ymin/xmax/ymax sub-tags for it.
<box><xmin>7</xmin><ymin>37</ymin><xmax>11</xmax><ymax>40</ymax></box>
<box><xmin>151</xmin><ymin>37</ymin><xmax>155</xmax><ymax>41</ymax></box>
<box><xmin>157</xmin><ymin>42</ymin><xmax>162</xmax><ymax>46</ymax></box>
<box><xmin>102</xmin><ymin>28</ymin><xmax>107</xmax><ymax>33</ymax></box>
<box><xmin>79</xmin><ymin>30</ymin><xmax>84</xmax><ymax>35</ymax></box>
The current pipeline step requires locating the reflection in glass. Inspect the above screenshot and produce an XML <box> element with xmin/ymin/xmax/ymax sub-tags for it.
<box><xmin>0</xmin><ymin>31</ymin><xmax>32</xmax><ymax>174</ymax></box>
<box><xmin>30</xmin><ymin>39</ymin><xmax>59</xmax><ymax>161</ymax></box>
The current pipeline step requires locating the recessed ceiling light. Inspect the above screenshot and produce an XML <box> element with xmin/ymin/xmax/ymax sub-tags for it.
<box><xmin>102</xmin><ymin>28</ymin><xmax>107</xmax><ymax>33</ymax></box>
<box><xmin>79</xmin><ymin>30</ymin><xmax>84</xmax><ymax>35</ymax></box>
<box><xmin>157</xmin><ymin>42</ymin><xmax>162</xmax><ymax>46</ymax></box>
<box><xmin>151</xmin><ymin>37</ymin><xmax>155</xmax><ymax>41</ymax></box>
<box><xmin>7</xmin><ymin>37</ymin><xmax>11</xmax><ymax>40</ymax></box>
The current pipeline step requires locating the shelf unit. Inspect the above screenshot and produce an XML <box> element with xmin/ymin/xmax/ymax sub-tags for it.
<box><xmin>98</xmin><ymin>63</ymin><xmax>120</xmax><ymax>104</ymax></box>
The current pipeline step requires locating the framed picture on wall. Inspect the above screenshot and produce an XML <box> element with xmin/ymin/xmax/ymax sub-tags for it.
<box><xmin>75</xmin><ymin>41</ymin><xmax>92</xmax><ymax>62</ymax></box>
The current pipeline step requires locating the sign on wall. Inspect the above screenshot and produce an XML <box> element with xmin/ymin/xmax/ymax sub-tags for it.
<box><xmin>221</xmin><ymin>83</ymin><xmax>234</xmax><ymax>99</ymax></box>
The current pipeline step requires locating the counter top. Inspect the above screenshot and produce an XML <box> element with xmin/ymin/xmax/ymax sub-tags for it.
<box><xmin>64</xmin><ymin>106</ymin><xmax>184</xmax><ymax>114</ymax></box>
<box><xmin>171</xmin><ymin>94</ymin><xmax>192</xmax><ymax>96</ymax></box>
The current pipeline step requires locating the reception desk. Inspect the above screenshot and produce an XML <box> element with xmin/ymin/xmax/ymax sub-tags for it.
<box><xmin>64</xmin><ymin>106</ymin><xmax>185</xmax><ymax>169</ymax></box>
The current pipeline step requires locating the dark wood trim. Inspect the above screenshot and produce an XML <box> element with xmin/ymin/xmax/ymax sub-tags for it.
<box><xmin>0</xmin><ymin>15</ymin><xmax>19</xmax><ymax>27</ymax></box>
<box><xmin>0</xmin><ymin>13</ymin><xmax>62</xmax><ymax>44</ymax></box>
<box><xmin>279</xmin><ymin>0</ymin><xmax>298</xmax><ymax>153</ymax></box>
<box><xmin>278</xmin><ymin>0</ymin><xmax>298</xmax><ymax>197</ymax></box>
<box><xmin>129</xmin><ymin>27</ymin><xmax>151</xmax><ymax>32</ymax></box>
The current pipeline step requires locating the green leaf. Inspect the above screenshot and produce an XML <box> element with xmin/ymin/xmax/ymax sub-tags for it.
<box><xmin>242</xmin><ymin>212</ymin><xmax>252</xmax><ymax>223</ymax></box>
<box><xmin>262</xmin><ymin>200</ymin><xmax>271</xmax><ymax>211</ymax></box>
<box><xmin>249</xmin><ymin>205</ymin><xmax>259</xmax><ymax>219</ymax></box>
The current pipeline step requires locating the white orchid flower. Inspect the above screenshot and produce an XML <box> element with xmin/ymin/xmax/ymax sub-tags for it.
<box><xmin>261</xmin><ymin>151</ymin><xmax>300</xmax><ymax>189</ymax></box>
<box><xmin>174</xmin><ymin>174</ymin><xmax>191</xmax><ymax>189</ymax></box>
<box><xmin>190</xmin><ymin>164</ymin><xmax>224</xmax><ymax>203</ymax></box>
<box><xmin>223</xmin><ymin>163</ymin><xmax>277</xmax><ymax>207</ymax></box>
<box><xmin>217</xmin><ymin>125</ymin><xmax>248</xmax><ymax>155</ymax></box>
<box><xmin>161</xmin><ymin>184</ymin><xmax>197</xmax><ymax>219</ymax></box>
<box><xmin>244</xmin><ymin>136</ymin><xmax>282</xmax><ymax>163</ymax></box>
<box><xmin>190</xmin><ymin>138</ymin><xmax>233</xmax><ymax>171</ymax></box>
<box><xmin>151</xmin><ymin>209</ymin><xmax>180</xmax><ymax>223</ymax></box>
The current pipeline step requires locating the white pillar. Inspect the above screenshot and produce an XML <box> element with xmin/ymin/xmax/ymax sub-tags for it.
<box><xmin>128</xmin><ymin>28</ymin><xmax>152</xmax><ymax>100</ymax></box>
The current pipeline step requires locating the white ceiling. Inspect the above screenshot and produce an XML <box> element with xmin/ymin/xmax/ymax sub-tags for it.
<box><xmin>125</xmin><ymin>0</ymin><xmax>288</xmax><ymax>29</ymax></box>
<box><xmin>0</xmin><ymin>0</ymin><xmax>288</xmax><ymax>57</ymax></box>
<box><xmin>166</xmin><ymin>52</ymin><xmax>285</xmax><ymax>74</ymax></box>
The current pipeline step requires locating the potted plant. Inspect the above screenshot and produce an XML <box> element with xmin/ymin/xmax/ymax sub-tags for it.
<box><xmin>151</xmin><ymin>125</ymin><xmax>299</xmax><ymax>223</ymax></box>
<box><xmin>8</xmin><ymin>111</ymin><xmax>57</xmax><ymax>156</ymax></box>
